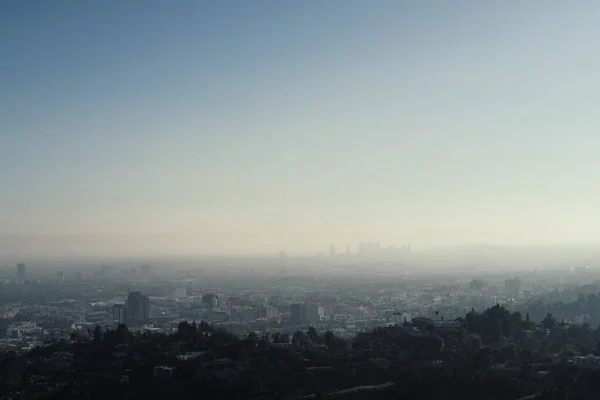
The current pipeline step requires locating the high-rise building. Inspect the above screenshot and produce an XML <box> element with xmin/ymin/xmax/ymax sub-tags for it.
<box><xmin>329</xmin><ymin>244</ymin><xmax>336</xmax><ymax>257</ymax></box>
<box><xmin>346</xmin><ymin>244</ymin><xmax>351</xmax><ymax>256</ymax></box>
<box><xmin>256</xmin><ymin>304</ymin><xmax>268</xmax><ymax>319</ymax></box>
<box><xmin>202</xmin><ymin>293</ymin><xmax>218</xmax><ymax>310</ymax></box>
<box><xmin>304</xmin><ymin>305</ymin><xmax>324</xmax><ymax>323</ymax></box>
<box><xmin>143</xmin><ymin>295</ymin><xmax>151</xmax><ymax>319</ymax></box>
<box><xmin>290</xmin><ymin>303</ymin><xmax>305</xmax><ymax>324</ymax></box>
<box><xmin>505</xmin><ymin>277</ymin><xmax>521</xmax><ymax>299</ymax></box>
<box><xmin>112</xmin><ymin>304</ymin><xmax>126</xmax><ymax>324</ymax></box>
<box><xmin>127</xmin><ymin>291</ymin><xmax>151</xmax><ymax>322</ymax></box>
<box><xmin>17</xmin><ymin>263</ymin><xmax>26</xmax><ymax>277</ymax></box>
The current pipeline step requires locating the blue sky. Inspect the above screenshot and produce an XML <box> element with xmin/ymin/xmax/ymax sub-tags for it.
<box><xmin>2</xmin><ymin>1</ymin><xmax>600</xmax><ymax>255</ymax></box>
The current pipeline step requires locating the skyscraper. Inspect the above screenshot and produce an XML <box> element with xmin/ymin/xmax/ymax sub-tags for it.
<box><xmin>329</xmin><ymin>244</ymin><xmax>336</xmax><ymax>257</ymax></box>
<box><xmin>290</xmin><ymin>303</ymin><xmax>305</xmax><ymax>324</ymax></box>
<box><xmin>304</xmin><ymin>304</ymin><xmax>324</xmax><ymax>323</ymax></box>
<box><xmin>202</xmin><ymin>293</ymin><xmax>218</xmax><ymax>310</ymax></box>
<box><xmin>112</xmin><ymin>304</ymin><xmax>126</xmax><ymax>324</ymax></box>
<box><xmin>143</xmin><ymin>295</ymin><xmax>151</xmax><ymax>319</ymax></box>
<box><xmin>345</xmin><ymin>244</ymin><xmax>351</xmax><ymax>256</ymax></box>
<box><xmin>17</xmin><ymin>263</ymin><xmax>26</xmax><ymax>277</ymax></box>
<box><xmin>127</xmin><ymin>291</ymin><xmax>151</xmax><ymax>322</ymax></box>
<box><xmin>505</xmin><ymin>277</ymin><xmax>521</xmax><ymax>299</ymax></box>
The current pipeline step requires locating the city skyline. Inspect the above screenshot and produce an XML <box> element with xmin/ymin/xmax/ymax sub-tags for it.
<box><xmin>3</xmin><ymin>2</ymin><xmax>600</xmax><ymax>256</ymax></box>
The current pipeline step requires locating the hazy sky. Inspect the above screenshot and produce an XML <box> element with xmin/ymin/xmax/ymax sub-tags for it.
<box><xmin>2</xmin><ymin>1</ymin><xmax>600</xmax><ymax>256</ymax></box>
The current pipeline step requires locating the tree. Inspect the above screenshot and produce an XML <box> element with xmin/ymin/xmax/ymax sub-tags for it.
<box><xmin>542</xmin><ymin>313</ymin><xmax>557</xmax><ymax>330</ymax></box>
<box><xmin>474</xmin><ymin>347</ymin><xmax>493</xmax><ymax>371</ymax></box>
<box><xmin>324</xmin><ymin>330</ymin><xmax>335</xmax><ymax>348</ymax></box>
<box><xmin>93</xmin><ymin>325</ymin><xmax>103</xmax><ymax>342</ymax></box>
<box><xmin>272</xmin><ymin>332</ymin><xmax>282</xmax><ymax>343</ymax></box>
<box><xmin>512</xmin><ymin>312</ymin><xmax>522</xmax><ymax>323</ymax></box>
<box><xmin>114</xmin><ymin>324</ymin><xmax>131</xmax><ymax>345</ymax></box>
<box><xmin>70</xmin><ymin>330</ymin><xmax>86</xmax><ymax>343</ymax></box>
<box><xmin>293</xmin><ymin>330</ymin><xmax>308</xmax><ymax>346</ymax></box>
<box><xmin>198</xmin><ymin>320</ymin><xmax>212</xmax><ymax>333</ymax></box>
<box><xmin>177</xmin><ymin>321</ymin><xmax>193</xmax><ymax>336</ymax></box>
<box><xmin>307</xmin><ymin>327</ymin><xmax>320</xmax><ymax>344</ymax></box>
<box><xmin>412</xmin><ymin>317</ymin><xmax>434</xmax><ymax>332</ymax></box>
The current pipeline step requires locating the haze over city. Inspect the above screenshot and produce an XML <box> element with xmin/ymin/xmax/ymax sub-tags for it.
<box><xmin>3</xmin><ymin>1</ymin><xmax>600</xmax><ymax>258</ymax></box>
<box><xmin>7</xmin><ymin>3</ymin><xmax>600</xmax><ymax>399</ymax></box>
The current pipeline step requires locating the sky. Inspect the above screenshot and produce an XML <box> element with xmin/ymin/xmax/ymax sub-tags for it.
<box><xmin>2</xmin><ymin>1</ymin><xmax>600</xmax><ymax>257</ymax></box>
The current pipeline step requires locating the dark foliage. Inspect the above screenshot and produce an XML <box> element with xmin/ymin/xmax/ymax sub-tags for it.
<box><xmin>2</xmin><ymin>305</ymin><xmax>600</xmax><ymax>399</ymax></box>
